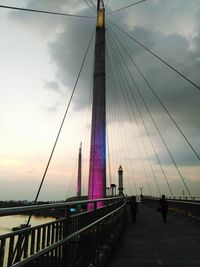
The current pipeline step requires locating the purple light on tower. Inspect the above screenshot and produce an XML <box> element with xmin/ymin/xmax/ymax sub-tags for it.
<box><xmin>88</xmin><ymin>1</ymin><xmax>106</xmax><ymax>209</ymax></box>
<box><xmin>77</xmin><ymin>142</ymin><xmax>82</xmax><ymax>197</ymax></box>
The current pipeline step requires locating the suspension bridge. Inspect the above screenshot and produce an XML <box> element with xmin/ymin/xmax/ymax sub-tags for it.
<box><xmin>0</xmin><ymin>0</ymin><xmax>200</xmax><ymax>266</ymax></box>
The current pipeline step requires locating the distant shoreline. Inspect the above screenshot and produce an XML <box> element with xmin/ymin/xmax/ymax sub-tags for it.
<box><xmin>0</xmin><ymin>200</ymin><xmax>65</xmax><ymax>217</ymax></box>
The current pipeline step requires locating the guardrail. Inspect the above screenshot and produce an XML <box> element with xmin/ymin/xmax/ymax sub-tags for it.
<box><xmin>142</xmin><ymin>196</ymin><xmax>200</xmax><ymax>222</ymax></box>
<box><xmin>144</xmin><ymin>195</ymin><xmax>200</xmax><ymax>202</ymax></box>
<box><xmin>0</xmin><ymin>197</ymin><xmax>126</xmax><ymax>267</ymax></box>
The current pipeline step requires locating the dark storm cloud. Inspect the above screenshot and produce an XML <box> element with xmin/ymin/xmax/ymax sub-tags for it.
<box><xmin>9</xmin><ymin>0</ymin><xmax>200</xmax><ymax>167</ymax></box>
<box><xmin>48</xmin><ymin>19</ymin><xmax>95</xmax><ymax>110</ymax></box>
<box><xmin>106</xmin><ymin>1</ymin><xmax>200</xmax><ymax>146</ymax></box>
<box><xmin>152</xmin><ymin>142</ymin><xmax>199</xmax><ymax>167</ymax></box>
<box><xmin>10</xmin><ymin>0</ymin><xmax>94</xmax><ymax>31</ymax></box>
<box><xmin>10</xmin><ymin>0</ymin><xmax>96</xmax><ymax>110</ymax></box>
<box><xmin>44</xmin><ymin>80</ymin><xmax>61</xmax><ymax>92</ymax></box>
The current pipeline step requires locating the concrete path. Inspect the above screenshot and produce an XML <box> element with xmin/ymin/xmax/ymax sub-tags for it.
<box><xmin>107</xmin><ymin>204</ymin><xmax>200</xmax><ymax>267</ymax></box>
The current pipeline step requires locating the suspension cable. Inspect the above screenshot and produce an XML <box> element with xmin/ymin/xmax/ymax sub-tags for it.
<box><xmin>0</xmin><ymin>4</ymin><xmax>96</xmax><ymax>19</ymax></box>
<box><xmin>83</xmin><ymin>0</ymin><xmax>96</xmax><ymax>13</ymax></box>
<box><xmin>106</xmin><ymin>43</ymin><xmax>125</xmax><ymax>169</ymax></box>
<box><xmin>107</xmin><ymin>55</ymin><xmax>140</xmax><ymax>195</ymax></box>
<box><xmin>106</xmin><ymin>132</ymin><xmax>112</xmax><ymax>186</ymax></box>
<box><xmin>107</xmin><ymin>35</ymin><xmax>153</xmax><ymax>195</ymax></box>
<box><xmin>107</xmin><ymin>32</ymin><xmax>160</xmax><ymax>195</ymax></box>
<box><xmin>105</xmin><ymin>0</ymin><xmax>109</xmax><ymax>9</ymax></box>
<box><xmin>108</xmin><ymin>26</ymin><xmax>200</xmax><ymax>161</ymax></box>
<box><xmin>106</xmin><ymin>43</ymin><xmax>139</xmax><ymax>195</ymax></box>
<box><xmin>107</xmin><ymin>24</ymin><xmax>192</xmax><ymax>198</ymax></box>
<box><xmin>108</xmin><ymin>0</ymin><xmax>147</xmax><ymax>14</ymax></box>
<box><xmin>12</xmin><ymin>29</ymin><xmax>95</xmax><ymax>264</ymax></box>
<box><xmin>109</xmin><ymin>29</ymin><xmax>174</xmax><ymax>196</ymax></box>
<box><xmin>108</xmin><ymin>32</ymin><xmax>162</xmax><ymax>195</ymax></box>
<box><xmin>82</xmin><ymin>52</ymin><xmax>95</xmax><ymax>196</ymax></box>
<box><xmin>106</xmin><ymin>45</ymin><xmax>124</xmax><ymax>184</ymax></box>
<box><xmin>88</xmin><ymin>0</ymin><xmax>97</xmax><ymax>10</ymax></box>
<box><xmin>24</xmin><ymin>33</ymin><xmax>94</xmax><ymax>232</ymax></box>
<box><xmin>108</xmin><ymin>19</ymin><xmax>200</xmax><ymax>91</ymax></box>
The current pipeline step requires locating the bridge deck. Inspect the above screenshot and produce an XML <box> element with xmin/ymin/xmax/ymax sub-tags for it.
<box><xmin>107</xmin><ymin>204</ymin><xmax>200</xmax><ymax>267</ymax></box>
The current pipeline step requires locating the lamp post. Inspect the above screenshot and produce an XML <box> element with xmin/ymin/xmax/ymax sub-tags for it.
<box><xmin>139</xmin><ymin>187</ymin><xmax>143</xmax><ymax>201</ymax></box>
<box><xmin>110</xmin><ymin>184</ymin><xmax>116</xmax><ymax>196</ymax></box>
<box><xmin>118</xmin><ymin>165</ymin><xmax>124</xmax><ymax>196</ymax></box>
<box><xmin>139</xmin><ymin>187</ymin><xmax>143</xmax><ymax>195</ymax></box>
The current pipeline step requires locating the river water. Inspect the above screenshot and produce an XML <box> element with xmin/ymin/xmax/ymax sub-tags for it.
<box><xmin>0</xmin><ymin>215</ymin><xmax>55</xmax><ymax>267</ymax></box>
<box><xmin>0</xmin><ymin>214</ymin><xmax>55</xmax><ymax>235</ymax></box>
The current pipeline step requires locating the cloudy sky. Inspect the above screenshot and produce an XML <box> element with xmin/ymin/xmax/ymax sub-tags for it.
<box><xmin>0</xmin><ymin>0</ymin><xmax>199</xmax><ymax>200</ymax></box>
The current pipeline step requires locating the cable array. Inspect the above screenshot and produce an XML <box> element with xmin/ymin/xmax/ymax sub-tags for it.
<box><xmin>108</xmin><ymin>23</ymin><xmax>200</xmax><ymax>162</ymax></box>
<box><xmin>83</xmin><ymin>0</ymin><xmax>97</xmax><ymax>13</ymax></box>
<box><xmin>107</xmin><ymin>45</ymin><xmax>137</xmax><ymax>193</ymax></box>
<box><xmin>107</xmin><ymin>35</ymin><xmax>154</xmax><ymax>195</ymax></box>
<box><xmin>105</xmin><ymin>0</ymin><xmax>109</xmax><ymax>9</ymax></box>
<box><xmin>107</xmin><ymin>32</ymin><xmax>160</xmax><ymax>195</ymax></box>
<box><xmin>108</xmin><ymin>19</ymin><xmax>200</xmax><ymax>92</ymax></box>
<box><xmin>106</xmin><ymin>23</ymin><xmax>194</xmax><ymax>198</ymax></box>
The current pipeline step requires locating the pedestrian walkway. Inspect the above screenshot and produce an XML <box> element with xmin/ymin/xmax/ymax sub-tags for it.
<box><xmin>107</xmin><ymin>204</ymin><xmax>200</xmax><ymax>267</ymax></box>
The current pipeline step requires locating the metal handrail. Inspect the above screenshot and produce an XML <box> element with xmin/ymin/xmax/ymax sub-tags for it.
<box><xmin>167</xmin><ymin>200</ymin><xmax>200</xmax><ymax>206</ymax></box>
<box><xmin>145</xmin><ymin>195</ymin><xmax>200</xmax><ymax>201</ymax></box>
<box><xmin>0</xmin><ymin>217</ymin><xmax>65</xmax><ymax>238</ymax></box>
<box><xmin>0</xmin><ymin>208</ymin><xmax>97</xmax><ymax>238</ymax></box>
<box><xmin>0</xmin><ymin>196</ymin><xmax>123</xmax><ymax>216</ymax></box>
<box><xmin>11</xmin><ymin>203</ymin><xmax>126</xmax><ymax>267</ymax></box>
<box><xmin>144</xmin><ymin>196</ymin><xmax>200</xmax><ymax>206</ymax></box>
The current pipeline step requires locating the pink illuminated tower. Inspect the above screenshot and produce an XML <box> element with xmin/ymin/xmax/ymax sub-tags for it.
<box><xmin>77</xmin><ymin>142</ymin><xmax>82</xmax><ymax>197</ymax></box>
<box><xmin>88</xmin><ymin>0</ymin><xmax>106</xmax><ymax>207</ymax></box>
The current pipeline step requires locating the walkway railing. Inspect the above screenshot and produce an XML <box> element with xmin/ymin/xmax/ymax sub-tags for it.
<box><xmin>142</xmin><ymin>196</ymin><xmax>200</xmax><ymax>222</ymax></box>
<box><xmin>144</xmin><ymin>195</ymin><xmax>200</xmax><ymax>201</ymax></box>
<box><xmin>0</xmin><ymin>197</ymin><xmax>126</xmax><ymax>267</ymax></box>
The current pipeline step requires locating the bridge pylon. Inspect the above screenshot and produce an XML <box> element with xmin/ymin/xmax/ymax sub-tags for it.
<box><xmin>77</xmin><ymin>142</ymin><xmax>82</xmax><ymax>197</ymax></box>
<box><xmin>88</xmin><ymin>0</ymin><xmax>106</xmax><ymax>207</ymax></box>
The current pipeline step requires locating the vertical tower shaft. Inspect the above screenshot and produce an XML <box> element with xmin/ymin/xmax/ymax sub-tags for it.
<box><xmin>118</xmin><ymin>165</ymin><xmax>124</xmax><ymax>195</ymax></box>
<box><xmin>77</xmin><ymin>142</ymin><xmax>82</xmax><ymax>197</ymax></box>
<box><xmin>88</xmin><ymin>1</ymin><xmax>106</xmax><ymax>205</ymax></box>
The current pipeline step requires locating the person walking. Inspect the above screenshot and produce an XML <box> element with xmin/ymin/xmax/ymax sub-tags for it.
<box><xmin>129</xmin><ymin>196</ymin><xmax>138</xmax><ymax>223</ymax></box>
<box><xmin>159</xmin><ymin>195</ymin><xmax>168</xmax><ymax>223</ymax></box>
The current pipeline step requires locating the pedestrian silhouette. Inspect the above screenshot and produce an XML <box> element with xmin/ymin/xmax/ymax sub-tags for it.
<box><xmin>129</xmin><ymin>196</ymin><xmax>138</xmax><ymax>223</ymax></box>
<box><xmin>159</xmin><ymin>195</ymin><xmax>168</xmax><ymax>223</ymax></box>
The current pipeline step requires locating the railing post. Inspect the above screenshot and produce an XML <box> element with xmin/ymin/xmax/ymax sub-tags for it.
<box><xmin>0</xmin><ymin>238</ymin><xmax>6</xmax><ymax>267</ymax></box>
<box><xmin>14</xmin><ymin>234</ymin><xmax>24</xmax><ymax>264</ymax></box>
<box><xmin>62</xmin><ymin>206</ymin><xmax>70</xmax><ymax>267</ymax></box>
<box><xmin>107</xmin><ymin>199</ymin><xmax>109</xmax><ymax>207</ymax></box>
<box><xmin>0</xmin><ymin>198</ymin><xmax>127</xmax><ymax>267</ymax></box>
<box><xmin>8</xmin><ymin>236</ymin><xmax>14</xmax><ymax>266</ymax></box>
<box><xmin>94</xmin><ymin>201</ymin><xmax>97</xmax><ymax>211</ymax></box>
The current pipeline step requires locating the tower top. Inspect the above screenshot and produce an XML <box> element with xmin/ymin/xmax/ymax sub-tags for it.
<box><xmin>118</xmin><ymin>165</ymin><xmax>123</xmax><ymax>171</ymax></box>
<box><xmin>97</xmin><ymin>0</ymin><xmax>105</xmax><ymax>28</ymax></box>
<box><xmin>97</xmin><ymin>0</ymin><xmax>104</xmax><ymax>11</ymax></box>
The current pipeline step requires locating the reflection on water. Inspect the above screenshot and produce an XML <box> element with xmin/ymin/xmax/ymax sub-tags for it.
<box><xmin>0</xmin><ymin>215</ymin><xmax>55</xmax><ymax>235</ymax></box>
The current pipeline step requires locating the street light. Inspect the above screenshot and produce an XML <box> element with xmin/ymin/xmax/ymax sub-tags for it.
<box><xmin>110</xmin><ymin>184</ymin><xmax>116</xmax><ymax>196</ymax></box>
<box><xmin>139</xmin><ymin>187</ymin><xmax>143</xmax><ymax>202</ymax></box>
<box><xmin>139</xmin><ymin>187</ymin><xmax>143</xmax><ymax>196</ymax></box>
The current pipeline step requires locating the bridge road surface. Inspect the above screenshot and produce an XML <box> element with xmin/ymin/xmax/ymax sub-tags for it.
<box><xmin>107</xmin><ymin>204</ymin><xmax>200</xmax><ymax>267</ymax></box>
